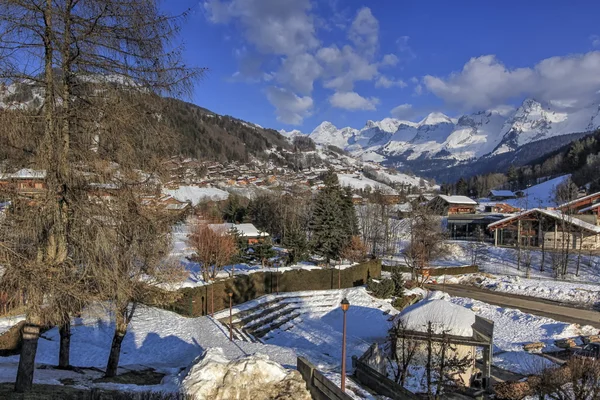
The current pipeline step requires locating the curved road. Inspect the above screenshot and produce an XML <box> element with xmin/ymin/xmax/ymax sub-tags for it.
<box><xmin>425</xmin><ymin>283</ymin><xmax>600</xmax><ymax>329</ymax></box>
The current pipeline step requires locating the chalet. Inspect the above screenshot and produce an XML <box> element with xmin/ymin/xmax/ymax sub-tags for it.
<box><xmin>557</xmin><ymin>191</ymin><xmax>600</xmax><ymax>214</ymax></box>
<box><xmin>579</xmin><ymin>203</ymin><xmax>600</xmax><ymax>226</ymax></box>
<box><xmin>428</xmin><ymin>195</ymin><xmax>477</xmax><ymax>216</ymax></box>
<box><xmin>488</xmin><ymin>208</ymin><xmax>600</xmax><ymax>250</ymax></box>
<box><xmin>447</xmin><ymin>213</ymin><xmax>505</xmax><ymax>241</ymax></box>
<box><xmin>488</xmin><ymin>190</ymin><xmax>517</xmax><ymax>201</ymax></box>
<box><xmin>393</xmin><ymin>299</ymin><xmax>494</xmax><ymax>390</ymax></box>
<box><xmin>482</xmin><ymin>203</ymin><xmax>520</xmax><ymax>214</ymax></box>
<box><xmin>0</xmin><ymin>169</ymin><xmax>47</xmax><ymax>197</ymax></box>
<box><xmin>209</xmin><ymin>223</ymin><xmax>269</xmax><ymax>245</ymax></box>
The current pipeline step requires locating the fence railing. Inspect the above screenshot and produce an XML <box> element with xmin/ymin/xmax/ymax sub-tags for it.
<box><xmin>297</xmin><ymin>357</ymin><xmax>353</xmax><ymax>400</ymax></box>
<box><xmin>352</xmin><ymin>355</ymin><xmax>419</xmax><ymax>400</ymax></box>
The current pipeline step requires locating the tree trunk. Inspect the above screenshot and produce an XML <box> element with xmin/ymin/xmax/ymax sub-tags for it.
<box><xmin>58</xmin><ymin>319</ymin><xmax>71</xmax><ymax>369</ymax></box>
<box><xmin>105</xmin><ymin>308</ymin><xmax>128</xmax><ymax>378</ymax></box>
<box><xmin>15</xmin><ymin>321</ymin><xmax>41</xmax><ymax>392</ymax></box>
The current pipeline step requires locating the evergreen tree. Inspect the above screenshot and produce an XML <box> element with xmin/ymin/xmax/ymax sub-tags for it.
<box><xmin>309</xmin><ymin>170</ymin><xmax>350</xmax><ymax>263</ymax></box>
<box><xmin>252</xmin><ymin>238</ymin><xmax>277</xmax><ymax>267</ymax></box>
<box><xmin>283</xmin><ymin>224</ymin><xmax>308</xmax><ymax>264</ymax></box>
<box><xmin>342</xmin><ymin>186</ymin><xmax>359</xmax><ymax>236</ymax></box>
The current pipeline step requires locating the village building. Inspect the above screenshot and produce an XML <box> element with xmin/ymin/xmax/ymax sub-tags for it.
<box><xmin>0</xmin><ymin>168</ymin><xmax>47</xmax><ymax>197</ymax></box>
<box><xmin>209</xmin><ymin>222</ymin><xmax>269</xmax><ymax>245</ymax></box>
<box><xmin>393</xmin><ymin>299</ymin><xmax>494</xmax><ymax>390</ymax></box>
<box><xmin>487</xmin><ymin>190</ymin><xmax>517</xmax><ymax>201</ymax></box>
<box><xmin>557</xmin><ymin>191</ymin><xmax>600</xmax><ymax>214</ymax></box>
<box><xmin>447</xmin><ymin>213</ymin><xmax>505</xmax><ymax>241</ymax></box>
<box><xmin>428</xmin><ymin>195</ymin><xmax>478</xmax><ymax>216</ymax></box>
<box><xmin>488</xmin><ymin>208</ymin><xmax>600</xmax><ymax>250</ymax></box>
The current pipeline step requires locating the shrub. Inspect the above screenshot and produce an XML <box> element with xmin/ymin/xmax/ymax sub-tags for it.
<box><xmin>366</xmin><ymin>278</ymin><xmax>395</xmax><ymax>299</ymax></box>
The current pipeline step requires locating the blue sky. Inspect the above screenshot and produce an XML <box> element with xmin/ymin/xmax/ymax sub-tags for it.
<box><xmin>163</xmin><ymin>0</ymin><xmax>600</xmax><ymax>132</ymax></box>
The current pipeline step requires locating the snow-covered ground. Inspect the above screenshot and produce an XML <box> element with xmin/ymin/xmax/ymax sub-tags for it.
<box><xmin>337</xmin><ymin>173</ymin><xmax>396</xmax><ymax>194</ymax></box>
<box><xmin>163</xmin><ymin>185</ymin><xmax>229</xmax><ymax>205</ymax></box>
<box><xmin>446</xmin><ymin>274</ymin><xmax>600</xmax><ymax>308</ymax></box>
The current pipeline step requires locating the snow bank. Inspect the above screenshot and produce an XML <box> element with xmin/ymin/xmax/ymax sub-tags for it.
<box><xmin>181</xmin><ymin>348</ymin><xmax>311</xmax><ymax>400</ymax></box>
<box><xmin>164</xmin><ymin>186</ymin><xmax>229</xmax><ymax>205</ymax></box>
<box><xmin>397</xmin><ymin>299</ymin><xmax>475</xmax><ymax>337</ymax></box>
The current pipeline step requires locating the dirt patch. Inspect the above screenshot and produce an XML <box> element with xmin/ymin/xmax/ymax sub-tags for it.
<box><xmin>93</xmin><ymin>369</ymin><xmax>165</xmax><ymax>386</ymax></box>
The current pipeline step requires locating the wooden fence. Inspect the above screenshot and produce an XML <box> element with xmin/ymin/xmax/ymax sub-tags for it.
<box><xmin>168</xmin><ymin>260</ymin><xmax>381</xmax><ymax>317</ymax></box>
<box><xmin>352</xmin><ymin>354</ymin><xmax>419</xmax><ymax>400</ymax></box>
<box><xmin>297</xmin><ymin>357</ymin><xmax>353</xmax><ymax>400</ymax></box>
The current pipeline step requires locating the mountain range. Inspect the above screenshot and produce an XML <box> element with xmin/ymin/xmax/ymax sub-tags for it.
<box><xmin>281</xmin><ymin>98</ymin><xmax>600</xmax><ymax>179</ymax></box>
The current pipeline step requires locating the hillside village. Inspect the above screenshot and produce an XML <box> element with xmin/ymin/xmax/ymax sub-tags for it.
<box><xmin>2</xmin><ymin>2</ymin><xmax>600</xmax><ymax>400</ymax></box>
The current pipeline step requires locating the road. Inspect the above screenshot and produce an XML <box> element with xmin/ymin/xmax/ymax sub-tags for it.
<box><xmin>425</xmin><ymin>283</ymin><xmax>600</xmax><ymax>329</ymax></box>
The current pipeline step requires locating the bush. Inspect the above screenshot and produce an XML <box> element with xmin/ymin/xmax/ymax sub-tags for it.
<box><xmin>366</xmin><ymin>278</ymin><xmax>395</xmax><ymax>299</ymax></box>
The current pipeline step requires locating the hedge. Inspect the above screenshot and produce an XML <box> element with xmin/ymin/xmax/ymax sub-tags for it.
<box><xmin>382</xmin><ymin>264</ymin><xmax>479</xmax><ymax>276</ymax></box>
<box><xmin>166</xmin><ymin>260</ymin><xmax>381</xmax><ymax>317</ymax></box>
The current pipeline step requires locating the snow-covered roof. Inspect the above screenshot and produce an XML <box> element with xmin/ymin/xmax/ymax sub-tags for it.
<box><xmin>489</xmin><ymin>190</ymin><xmax>515</xmax><ymax>197</ymax></box>
<box><xmin>437</xmin><ymin>195</ymin><xmax>477</xmax><ymax>205</ymax></box>
<box><xmin>209</xmin><ymin>223</ymin><xmax>269</xmax><ymax>238</ymax></box>
<box><xmin>488</xmin><ymin>208</ymin><xmax>600</xmax><ymax>233</ymax></box>
<box><xmin>579</xmin><ymin>203</ymin><xmax>600</xmax><ymax>213</ymax></box>
<box><xmin>0</xmin><ymin>168</ymin><xmax>46</xmax><ymax>179</ymax></box>
<box><xmin>396</xmin><ymin>299</ymin><xmax>475</xmax><ymax>337</ymax></box>
<box><xmin>559</xmin><ymin>191</ymin><xmax>600</xmax><ymax>209</ymax></box>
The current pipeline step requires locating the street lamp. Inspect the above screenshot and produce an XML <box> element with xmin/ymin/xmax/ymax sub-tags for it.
<box><xmin>340</xmin><ymin>297</ymin><xmax>350</xmax><ymax>392</ymax></box>
<box><xmin>228</xmin><ymin>292</ymin><xmax>233</xmax><ymax>341</ymax></box>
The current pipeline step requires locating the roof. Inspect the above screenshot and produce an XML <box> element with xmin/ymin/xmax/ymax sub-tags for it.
<box><xmin>579</xmin><ymin>203</ymin><xmax>600</xmax><ymax>213</ymax></box>
<box><xmin>488</xmin><ymin>208</ymin><xmax>600</xmax><ymax>233</ymax></box>
<box><xmin>558</xmin><ymin>191</ymin><xmax>600</xmax><ymax>209</ymax></box>
<box><xmin>396</xmin><ymin>299</ymin><xmax>475</xmax><ymax>337</ymax></box>
<box><xmin>0</xmin><ymin>168</ymin><xmax>46</xmax><ymax>179</ymax></box>
<box><xmin>489</xmin><ymin>190</ymin><xmax>516</xmax><ymax>197</ymax></box>
<box><xmin>209</xmin><ymin>223</ymin><xmax>269</xmax><ymax>238</ymax></box>
<box><xmin>436</xmin><ymin>195</ymin><xmax>477</xmax><ymax>205</ymax></box>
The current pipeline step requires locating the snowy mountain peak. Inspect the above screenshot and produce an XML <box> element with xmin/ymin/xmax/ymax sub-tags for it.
<box><xmin>418</xmin><ymin>112</ymin><xmax>453</xmax><ymax>126</ymax></box>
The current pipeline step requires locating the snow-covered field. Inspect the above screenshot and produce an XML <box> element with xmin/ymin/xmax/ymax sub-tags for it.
<box><xmin>163</xmin><ymin>185</ymin><xmax>229</xmax><ymax>205</ymax></box>
<box><xmin>447</xmin><ymin>274</ymin><xmax>600</xmax><ymax>308</ymax></box>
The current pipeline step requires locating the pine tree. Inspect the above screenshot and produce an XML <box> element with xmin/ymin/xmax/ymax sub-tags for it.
<box><xmin>309</xmin><ymin>171</ymin><xmax>348</xmax><ymax>263</ymax></box>
<box><xmin>283</xmin><ymin>224</ymin><xmax>308</xmax><ymax>264</ymax></box>
<box><xmin>253</xmin><ymin>238</ymin><xmax>277</xmax><ymax>267</ymax></box>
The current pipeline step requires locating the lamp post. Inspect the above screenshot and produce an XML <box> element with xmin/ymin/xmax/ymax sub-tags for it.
<box><xmin>340</xmin><ymin>298</ymin><xmax>350</xmax><ymax>392</ymax></box>
<box><xmin>276</xmin><ymin>262</ymin><xmax>279</xmax><ymax>295</ymax></box>
<box><xmin>228</xmin><ymin>292</ymin><xmax>233</xmax><ymax>341</ymax></box>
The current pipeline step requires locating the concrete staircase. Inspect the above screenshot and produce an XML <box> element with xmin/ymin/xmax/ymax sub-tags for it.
<box><xmin>214</xmin><ymin>290</ymin><xmax>342</xmax><ymax>342</ymax></box>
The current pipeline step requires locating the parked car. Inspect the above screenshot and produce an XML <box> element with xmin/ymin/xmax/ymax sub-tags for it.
<box><xmin>574</xmin><ymin>342</ymin><xmax>600</xmax><ymax>359</ymax></box>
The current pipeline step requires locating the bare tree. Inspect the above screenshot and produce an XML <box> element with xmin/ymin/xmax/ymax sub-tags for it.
<box><xmin>531</xmin><ymin>356</ymin><xmax>600</xmax><ymax>399</ymax></box>
<box><xmin>0</xmin><ymin>0</ymin><xmax>201</xmax><ymax>391</ymax></box>
<box><xmin>403</xmin><ymin>207</ymin><xmax>445</xmax><ymax>285</ymax></box>
<box><xmin>388</xmin><ymin>319</ymin><xmax>418</xmax><ymax>387</ymax></box>
<box><xmin>187</xmin><ymin>224</ymin><xmax>238</xmax><ymax>283</ymax></box>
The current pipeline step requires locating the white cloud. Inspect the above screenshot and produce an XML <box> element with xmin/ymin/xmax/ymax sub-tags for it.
<box><xmin>348</xmin><ymin>7</ymin><xmax>379</xmax><ymax>58</ymax></box>
<box><xmin>204</xmin><ymin>0</ymin><xmax>319</xmax><ymax>56</ymax></box>
<box><xmin>423</xmin><ymin>52</ymin><xmax>600</xmax><ymax>110</ymax></box>
<box><xmin>591</xmin><ymin>35</ymin><xmax>600</xmax><ymax>48</ymax></box>
<box><xmin>381</xmin><ymin>54</ymin><xmax>399</xmax><ymax>67</ymax></box>
<box><xmin>318</xmin><ymin>45</ymin><xmax>379</xmax><ymax>91</ymax></box>
<box><xmin>329</xmin><ymin>91</ymin><xmax>379</xmax><ymax>110</ymax></box>
<box><xmin>276</xmin><ymin>53</ymin><xmax>323</xmax><ymax>94</ymax></box>
<box><xmin>266</xmin><ymin>86</ymin><xmax>313</xmax><ymax>125</ymax></box>
<box><xmin>390</xmin><ymin>103</ymin><xmax>415</xmax><ymax>119</ymax></box>
<box><xmin>396</xmin><ymin>36</ymin><xmax>415</xmax><ymax>60</ymax></box>
<box><xmin>375</xmin><ymin>76</ymin><xmax>407</xmax><ymax>89</ymax></box>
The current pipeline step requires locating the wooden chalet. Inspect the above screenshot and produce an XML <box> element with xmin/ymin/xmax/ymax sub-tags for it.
<box><xmin>488</xmin><ymin>208</ymin><xmax>600</xmax><ymax>250</ymax></box>
<box><xmin>487</xmin><ymin>190</ymin><xmax>517</xmax><ymax>201</ymax></box>
<box><xmin>0</xmin><ymin>169</ymin><xmax>47</xmax><ymax>197</ymax></box>
<box><xmin>482</xmin><ymin>203</ymin><xmax>520</xmax><ymax>214</ymax></box>
<box><xmin>557</xmin><ymin>191</ymin><xmax>600</xmax><ymax>214</ymax></box>
<box><xmin>428</xmin><ymin>195</ymin><xmax>477</xmax><ymax>216</ymax></box>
